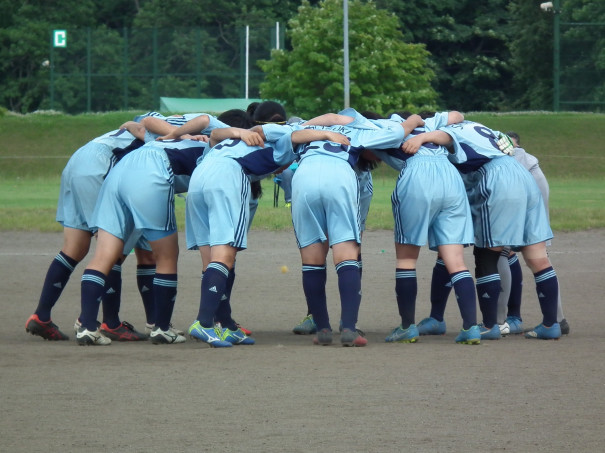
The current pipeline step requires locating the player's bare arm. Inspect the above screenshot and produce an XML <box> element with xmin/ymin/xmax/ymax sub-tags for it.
<box><xmin>399</xmin><ymin>114</ymin><xmax>424</xmax><ymax>137</ymax></box>
<box><xmin>157</xmin><ymin>114</ymin><xmax>211</xmax><ymax>141</ymax></box>
<box><xmin>447</xmin><ymin>111</ymin><xmax>464</xmax><ymax>125</ymax></box>
<box><xmin>140</xmin><ymin>116</ymin><xmax>177</xmax><ymax>137</ymax></box>
<box><xmin>303</xmin><ymin>113</ymin><xmax>353</xmax><ymax>126</ymax></box>
<box><xmin>401</xmin><ymin>130</ymin><xmax>453</xmax><ymax>154</ymax></box>
<box><xmin>291</xmin><ymin>129</ymin><xmax>350</xmax><ymax>146</ymax></box>
<box><xmin>209</xmin><ymin>127</ymin><xmax>264</xmax><ymax>148</ymax></box>
<box><xmin>119</xmin><ymin>121</ymin><xmax>146</xmax><ymax>141</ymax></box>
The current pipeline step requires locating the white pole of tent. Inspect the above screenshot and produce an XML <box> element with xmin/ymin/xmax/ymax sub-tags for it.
<box><xmin>245</xmin><ymin>25</ymin><xmax>250</xmax><ymax>99</ymax></box>
<box><xmin>276</xmin><ymin>22</ymin><xmax>280</xmax><ymax>50</ymax></box>
<box><xmin>343</xmin><ymin>0</ymin><xmax>350</xmax><ymax>109</ymax></box>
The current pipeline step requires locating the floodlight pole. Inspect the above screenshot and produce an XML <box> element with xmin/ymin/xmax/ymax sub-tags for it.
<box><xmin>343</xmin><ymin>0</ymin><xmax>350</xmax><ymax>109</ymax></box>
<box><xmin>553</xmin><ymin>0</ymin><xmax>561</xmax><ymax>111</ymax></box>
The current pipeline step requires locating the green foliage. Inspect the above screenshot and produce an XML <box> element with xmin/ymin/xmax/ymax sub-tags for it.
<box><xmin>375</xmin><ymin>0</ymin><xmax>514</xmax><ymax>111</ymax></box>
<box><xmin>258</xmin><ymin>0</ymin><xmax>438</xmax><ymax>118</ymax></box>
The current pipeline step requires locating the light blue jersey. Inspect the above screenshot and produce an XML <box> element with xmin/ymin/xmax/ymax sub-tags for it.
<box><xmin>441</xmin><ymin>121</ymin><xmax>553</xmax><ymax>248</ymax></box>
<box><xmin>286</xmin><ymin>108</ymin><xmax>404</xmax><ymax>168</ymax></box>
<box><xmin>369</xmin><ymin>112</ymin><xmax>450</xmax><ymax>172</ymax></box>
<box><xmin>442</xmin><ymin>120</ymin><xmax>507</xmax><ymax>173</ymax></box>
<box><xmin>202</xmin><ymin>123</ymin><xmax>296</xmax><ymax>177</ymax></box>
<box><xmin>185</xmin><ymin>124</ymin><xmax>296</xmax><ymax>250</ymax></box>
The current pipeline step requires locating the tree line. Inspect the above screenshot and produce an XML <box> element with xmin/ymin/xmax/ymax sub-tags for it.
<box><xmin>1</xmin><ymin>0</ymin><xmax>603</xmax><ymax>115</ymax></box>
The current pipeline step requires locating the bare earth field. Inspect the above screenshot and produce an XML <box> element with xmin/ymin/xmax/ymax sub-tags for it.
<box><xmin>1</xmin><ymin>229</ymin><xmax>604</xmax><ymax>452</ymax></box>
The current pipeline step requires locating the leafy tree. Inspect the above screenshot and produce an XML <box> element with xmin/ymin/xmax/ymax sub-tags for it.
<box><xmin>507</xmin><ymin>0</ymin><xmax>553</xmax><ymax>110</ymax></box>
<box><xmin>558</xmin><ymin>0</ymin><xmax>605</xmax><ymax>110</ymax></box>
<box><xmin>375</xmin><ymin>0</ymin><xmax>514</xmax><ymax>111</ymax></box>
<box><xmin>258</xmin><ymin>0</ymin><xmax>438</xmax><ymax>118</ymax></box>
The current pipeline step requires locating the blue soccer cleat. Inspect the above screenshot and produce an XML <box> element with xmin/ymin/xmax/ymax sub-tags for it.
<box><xmin>188</xmin><ymin>321</ymin><xmax>232</xmax><ymax>348</ymax></box>
<box><xmin>525</xmin><ymin>322</ymin><xmax>561</xmax><ymax>340</ymax></box>
<box><xmin>417</xmin><ymin>317</ymin><xmax>446</xmax><ymax>335</ymax></box>
<box><xmin>505</xmin><ymin>316</ymin><xmax>523</xmax><ymax>335</ymax></box>
<box><xmin>479</xmin><ymin>324</ymin><xmax>502</xmax><ymax>340</ymax></box>
<box><xmin>222</xmin><ymin>327</ymin><xmax>255</xmax><ymax>345</ymax></box>
<box><xmin>455</xmin><ymin>325</ymin><xmax>481</xmax><ymax>345</ymax></box>
<box><xmin>385</xmin><ymin>324</ymin><xmax>419</xmax><ymax>343</ymax></box>
<box><xmin>292</xmin><ymin>314</ymin><xmax>317</xmax><ymax>335</ymax></box>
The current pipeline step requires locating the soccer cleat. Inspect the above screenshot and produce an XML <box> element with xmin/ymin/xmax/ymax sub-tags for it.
<box><xmin>292</xmin><ymin>314</ymin><xmax>317</xmax><ymax>335</ymax></box>
<box><xmin>76</xmin><ymin>327</ymin><xmax>112</xmax><ymax>346</ymax></box>
<box><xmin>284</xmin><ymin>202</ymin><xmax>292</xmax><ymax>208</ymax></box>
<box><xmin>417</xmin><ymin>317</ymin><xmax>446</xmax><ymax>335</ymax></box>
<box><xmin>338</xmin><ymin>320</ymin><xmax>366</xmax><ymax>337</ymax></box>
<box><xmin>145</xmin><ymin>322</ymin><xmax>185</xmax><ymax>337</ymax></box>
<box><xmin>559</xmin><ymin>318</ymin><xmax>570</xmax><ymax>335</ymax></box>
<box><xmin>222</xmin><ymin>327</ymin><xmax>255</xmax><ymax>345</ymax></box>
<box><xmin>504</xmin><ymin>316</ymin><xmax>523</xmax><ymax>335</ymax></box>
<box><xmin>25</xmin><ymin>313</ymin><xmax>69</xmax><ymax>341</ymax></box>
<box><xmin>312</xmin><ymin>328</ymin><xmax>333</xmax><ymax>346</ymax></box>
<box><xmin>455</xmin><ymin>325</ymin><xmax>481</xmax><ymax>345</ymax></box>
<box><xmin>188</xmin><ymin>321</ymin><xmax>232</xmax><ymax>348</ymax></box>
<box><xmin>235</xmin><ymin>322</ymin><xmax>252</xmax><ymax>336</ymax></box>
<box><xmin>525</xmin><ymin>323</ymin><xmax>561</xmax><ymax>340</ymax></box>
<box><xmin>100</xmin><ymin>321</ymin><xmax>148</xmax><ymax>341</ymax></box>
<box><xmin>25</xmin><ymin>314</ymin><xmax>69</xmax><ymax>341</ymax></box>
<box><xmin>149</xmin><ymin>326</ymin><xmax>186</xmax><ymax>344</ymax></box>
<box><xmin>499</xmin><ymin>322</ymin><xmax>511</xmax><ymax>336</ymax></box>
<box><xmin>385</xmin><ymin>324</ymin><xmax>419</xmax><ymax>343</ymax></box>
<box><xmin>479</xmin><ymin>324</ymin><xmax>502</xmax><ymax>340</ymax></box>
<box><xmin>340</xmin><ymin>328</ymin><xmax>367</xmax><ymax>347</ymax></box>
<box><xmin>74</xmin><ymin>318</ymin><xmax>101</xmax><ymax>334</ymax></box>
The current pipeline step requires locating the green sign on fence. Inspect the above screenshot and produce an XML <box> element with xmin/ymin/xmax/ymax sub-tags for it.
<box><xmin>53</xmin><ymin>30</ymin><xmax>67</xmax><ymax>48</ymax></box>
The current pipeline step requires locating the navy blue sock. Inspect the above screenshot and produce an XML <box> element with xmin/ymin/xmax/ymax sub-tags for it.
<box><xmin>36</xmin><ymin>252</ymin><xmax>79</xmax><ymax>321</ymax></box>
<box><xmin>302</xmin><ymin>264</ymin><xmax>329</xmax><ymax>330</ymax></box>
<box><xmin>215</xmin><ymin>267</ymin><xmax>238</xmax><ymax>330</ymax></box>
<box><xmin>476</xmin><ymin>274</ymin><xmax>501</xmax><ymax>328</ymax></box>
<box><xmin>153</xmin><ymin>273</ymin><xmax>177</xmax><ymax>331</ymax></box>
<box><xmin>534</xmin><ymin>267</ymin><xmax>559</xmax><ymax>326</ymax></box>
<box><xmin>80</xmin><ymin>269</ymin><xmax>106</xmax><ymax>331</ymax></box>
<box><xmin>395</xmin><ymin>268</ymin><xmax>417</xmax><ymax>329</ymax></box>
<box><xmin>197</xmin><ymin>262</ymin><xmax>229</xmax><ymax>327</ymax></box>
<box><xmin>136</xmin><ymin>264</ymin><xmax>156</xmax><ymax>324</ymax></box>
<box><xmin>429</xmin><ymin>259</ymin><xmax>452</xmax><ymax>322</ymax></box>
<box><xmin>102</xmin><ymin>264</ymin><xmax>122</xmax><ymax>329</ymax></box>
<box><xmin>507</xmin><ymin>255</ymin><xmax>523</xmax><ymax>319</ymax></box>
<box><xmin>358</xmin><ymin>252</ymin><xmax>363</xmax><ymax>280</ymax></box>
<box><xmin>451</xmin><ymin>270</ymin><xmax>477</xmax><ymax>330</ymax></box>
<box><xmin>336</xmin><ymin>260</ymin><xmax>361</xmax><ymax>331</ymax></box>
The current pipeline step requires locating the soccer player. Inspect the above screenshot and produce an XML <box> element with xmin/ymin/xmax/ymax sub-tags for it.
<box><xmin>75</xmin><ymin>115</ymin><xmax>224</xmax><ymax>346</ymax></box>
<box><xmin>287</xmin><ymin>109</ymin><xmax>424</xmax><ymax>346</ymax></box>
<box><xmin>496</xmin><ymin>132</ymin><xmax>569</xmax><ymax>335</ymax></box>
<box><xmin>404</xmin><ymin>121</ymin><xmax>562</xmax><ymax>340</ymax></box>
<box><xmin>25</xmin><ymin>121</ymin><xmax>151</xmax><ymax>342</ymax></box>
<box><xmin>352</xmin><ymin>110</ymin><xmax>482</xmax><ymax>345</ymax></box>
<box><xmin>185</xmin><ymin>120</ymin><xmax>350</xmax><ymax>347</ymax></box>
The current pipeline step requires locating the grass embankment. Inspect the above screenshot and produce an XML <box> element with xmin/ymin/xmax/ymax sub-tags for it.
<box><xmin>1</xmin><ymin>111</ymin><xmax>603</xmax><ymax>232</ymax></box>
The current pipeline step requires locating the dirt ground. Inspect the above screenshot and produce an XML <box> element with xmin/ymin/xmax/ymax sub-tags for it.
<box><xmin>1</xmin><ymin>229</ymin><xmax>604</xmax><ymax>452</ymax></box>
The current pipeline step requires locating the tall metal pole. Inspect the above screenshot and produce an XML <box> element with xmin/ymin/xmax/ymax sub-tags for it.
<box><xmin>343</xmin><ymin>0</ymin><xmax>350</xmax><ymax>109</ymax></box>
<box><xmin>553</xmin><ymin>0</ymin><xmax>561</xmax><ymax>111</ymax></box>
<box><xmin>245</xmin><ymin>25</ymin><xmax>250</xmax><ymax>99</ymax></box>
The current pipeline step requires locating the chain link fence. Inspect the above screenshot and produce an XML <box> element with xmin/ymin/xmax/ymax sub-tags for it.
<box><xmin>47</xmin><ymin>25</ymin><xmax>284</xmax><ymax>114</ymax></box>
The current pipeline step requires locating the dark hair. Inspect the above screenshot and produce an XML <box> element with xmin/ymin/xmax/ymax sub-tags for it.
<box><xmin>252</xmin><ymin>101</ymin><xmax>287</xmax><ymax>124</ymax></box>
<box><xmin>418</xmin><ymin>111</ymin><xmax>436</xmax><ymax>119</ymax></box>
<box><xmin>389</xmin><ymin>111</ymin><xmax>413</xmax><ymax>119</ymax></box>
<box><xmin>246</xmin><ymin>102</ymin><xmax>259</xmax><ymax>117</ymax></box>
<box><xmin>360</xmin><ymin>110</ymin><xmax>384</xmax><ymax>120</ymax></box>
<box><xmin>506</xmin><ymin>131</ymin><xmax>520</xmax><ymax>146</ymax></box>
<box><xmin>218</xmin><ymin>109</ymin><xmax>254</xmax><ymax>129</ymax></box>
